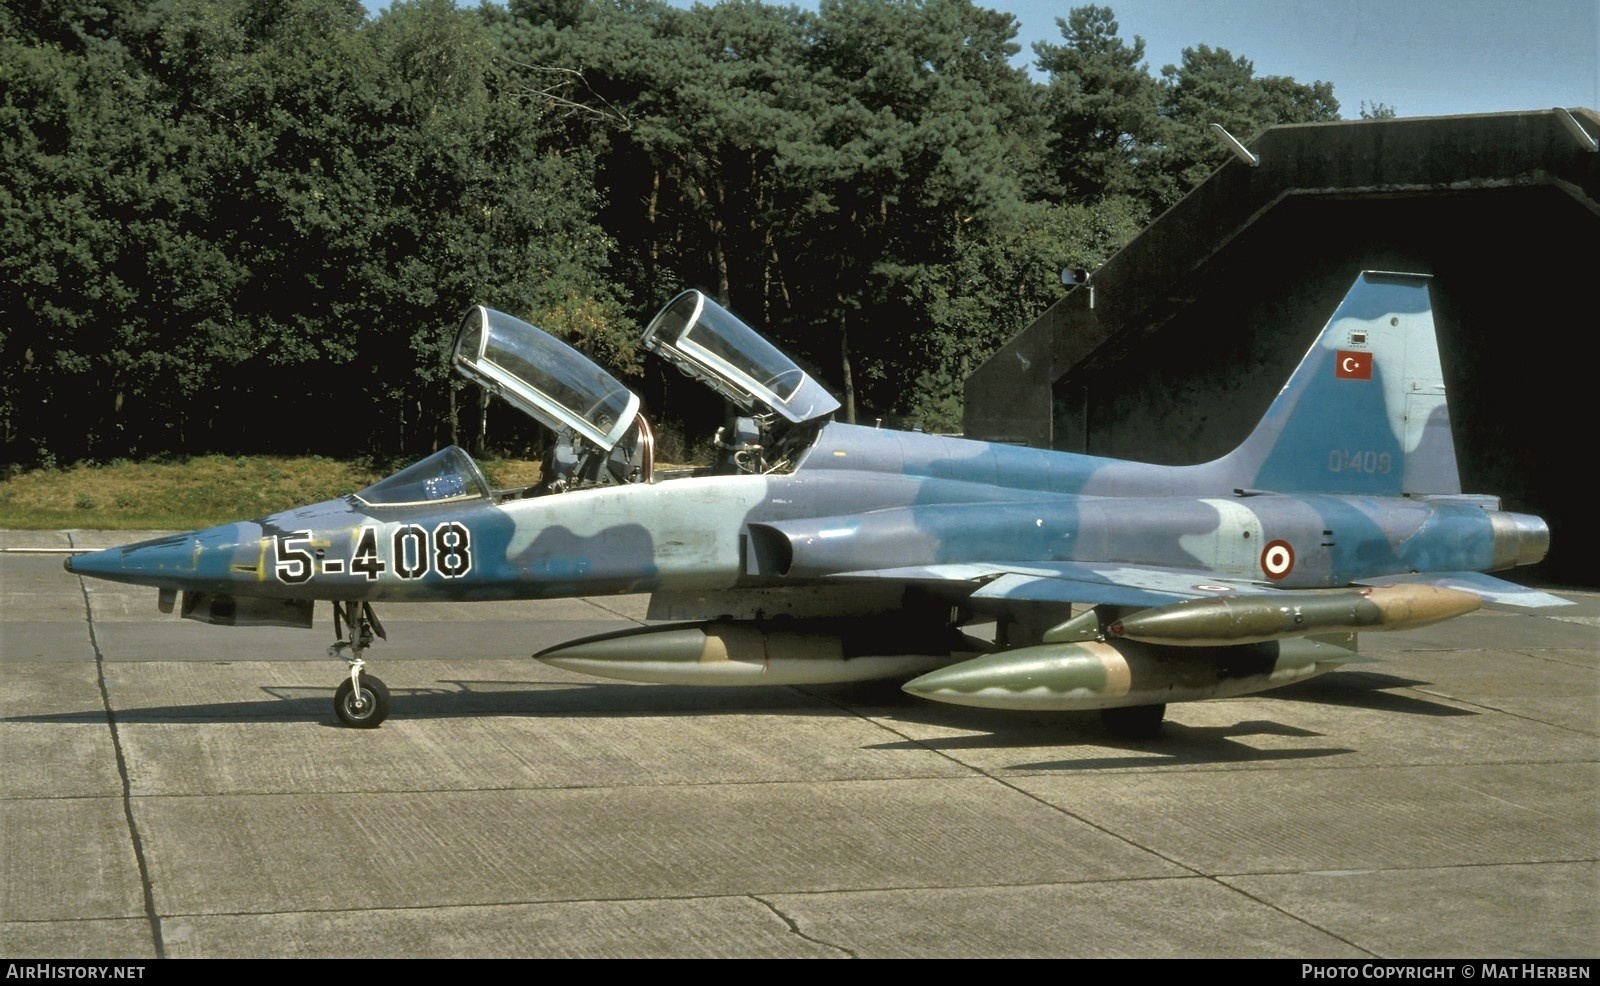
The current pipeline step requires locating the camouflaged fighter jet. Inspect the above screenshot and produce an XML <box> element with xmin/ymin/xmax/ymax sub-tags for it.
<box><xmin>66</xmin><ymin>271</ymin><xmax>1570</xmax><ymax>735</ymax></box>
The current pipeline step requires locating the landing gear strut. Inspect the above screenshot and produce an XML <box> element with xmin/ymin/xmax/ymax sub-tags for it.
<box><xmin>330</xmin><ymin>601</ymin><xmax>390</xmax><ymax>728</ymax></box>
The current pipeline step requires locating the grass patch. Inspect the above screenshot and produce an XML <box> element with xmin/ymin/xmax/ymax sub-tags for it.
<box><xmin>0</xmin><ymin>455</ymin><xmax>542</xmax><ymax>530</ymax></box>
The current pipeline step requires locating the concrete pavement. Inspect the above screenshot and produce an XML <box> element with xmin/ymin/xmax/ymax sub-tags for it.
<box><xmin>2</xmin><ymin>530</ymin><xmax>1596</xmax><ymax>958</ymax></box>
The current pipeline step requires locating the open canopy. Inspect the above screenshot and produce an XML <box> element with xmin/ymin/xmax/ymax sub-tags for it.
<box><xmin>642</xmin><ymin>290</ymin><xmax>840</xmax><ymax>425</ymax></box>
<box><xmin>452</xmin><ymin>306</ymin><xmax>641</xmax><ymax>451</ymax></box>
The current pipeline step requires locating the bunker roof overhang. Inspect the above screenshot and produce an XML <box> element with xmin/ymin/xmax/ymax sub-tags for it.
<box><xmin>963</xmin><ymin>108</ymin><xmax>1600</xmax><ymax>449</ymax></box>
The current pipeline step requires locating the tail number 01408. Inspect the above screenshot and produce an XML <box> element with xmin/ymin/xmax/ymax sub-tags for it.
<box><xmin>275</xmin><ymin>524</ymin><xmax>473</xmax><ymax>584</ymax></box>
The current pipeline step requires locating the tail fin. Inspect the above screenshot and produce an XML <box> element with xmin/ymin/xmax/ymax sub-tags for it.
<box><xmin>1217</xmin><ymin>271</ymin><xmax>1460</xmax><ymax>497</ymax></box>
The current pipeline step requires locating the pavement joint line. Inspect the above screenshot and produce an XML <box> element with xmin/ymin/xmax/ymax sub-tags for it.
<box><xmin>918</xmin><ymin>735</ymin><xmax>1386</xmax><ymax>955</ymax></box>
<box><xmin>796</xmin><ymin>678</ymin><xmax>1553</xmax><ymax>960</ymax></box>
<box><xmin>807</xmin><ymin>681</ymin><xmax>1223</xmax><ymax>879</ymax></box>
<box><xmin>70</xmin><ymin>531</ymin><xmax>167</xmax><ymax>960</ymax></box>
<box><xmin>1209</xmin><ymin>878</ymin><xmax>1379</xmax><ymax>957</ymax></box>
<box><xmin>1403</xmin><ymin>687</ymin><xmax>1600</xmax><ymax>737</ymax></box>
<box><xmin>750</xmin><ymin>894</ymin><xmax>856</xmax><ymax>958</ymax></box>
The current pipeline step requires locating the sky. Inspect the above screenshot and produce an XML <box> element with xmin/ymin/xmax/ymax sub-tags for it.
<box><xmin>1002</xmin><ymin>0</ymin><xmax>1600</xmax><ymax>119</ymax></box>
<box><xmin>367</xmin><ymin>0</ymin><xmax>1600</xmax><ymax>120</ymax></box>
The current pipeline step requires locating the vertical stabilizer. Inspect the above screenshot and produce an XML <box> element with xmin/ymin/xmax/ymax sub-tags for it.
<box><xmin>1217</xmin><ymin>271</ymin><xmax>1460</xmax><ymax>497</ymax></box>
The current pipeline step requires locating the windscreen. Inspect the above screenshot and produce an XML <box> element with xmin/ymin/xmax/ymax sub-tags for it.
<box><xmin>355</xmin><ymin>446</ymin><xmax>490</xmax><ymax>506</ymax></box>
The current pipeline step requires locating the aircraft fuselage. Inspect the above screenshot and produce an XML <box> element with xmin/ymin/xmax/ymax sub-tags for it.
<box><xmin>69</xmin><ymin>427</ymin><xmax>1540</xmax><ymax>607</ymax></box>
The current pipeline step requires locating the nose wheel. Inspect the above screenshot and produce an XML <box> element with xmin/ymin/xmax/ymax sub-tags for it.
<box><xmin>334</xmin><ymin>672</ymin><xmax>390</xmax><ymax>728</ymax></box>
<box><xmin>329</xmin><ymin>601</ymin><xmax>390</xmax><ymax>728</ymax></box>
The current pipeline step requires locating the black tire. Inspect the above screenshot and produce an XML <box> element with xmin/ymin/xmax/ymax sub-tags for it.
<box><xmin>1101</xmin><ymin>704</ymin><xmax>1165</xmax><ymax>739</ymax></box>
<box><xmin>334</xmin><ymin>674</ymin><xmax>390</xmax><ymax>728</ymax></box>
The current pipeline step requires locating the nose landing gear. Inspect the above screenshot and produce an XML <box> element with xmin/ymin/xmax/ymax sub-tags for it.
<box><xmin>330</xmin><ymin>601</ymin><xmax>390</xmax><ymax>728</ymax></box>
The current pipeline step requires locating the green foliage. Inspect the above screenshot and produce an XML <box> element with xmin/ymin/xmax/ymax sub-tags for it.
<box><xmin>1033</xmin><ymin>5</ymin><xmax>1165</xmax><ymax>203</ymax></box>
<box><xmin>0</xmin><ymin>452</ymin><xmax>388</xmax><ymax>528</ymax></box>
<box><xmin>1154</xmin><ymin>43</ymin><xmax>1340</xmax><ymax>205</ymax></box>
<box><xmin>2</xmin><ymin>1</ymin><xmax>1358</xmax><ymax>463</ymax></box>
<box><xmin>525</xmin><ymin>293</ymin><xmax>642</xmax><ymax>378</ymax></box>
<box><xmin>2</xmin><ymin>0</ymin><xmax>613</xmax><ymax>461</ymax></box>
<box><xmin>903</xmin><ymin>196</ymin><xmax>1145</xmax><ymax>431</ymax></box>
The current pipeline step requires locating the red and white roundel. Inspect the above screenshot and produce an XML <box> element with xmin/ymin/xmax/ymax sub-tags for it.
<box><xmin>1260</xmin><ymin>539</ymin><xmax>1296</xmax><ymax>580</ymax></box>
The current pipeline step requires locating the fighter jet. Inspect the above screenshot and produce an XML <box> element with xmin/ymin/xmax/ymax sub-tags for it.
<box><xmin>66</xmin><ymin>271</ymin><xmax>1569</xmax><ymax>735</ymax></box>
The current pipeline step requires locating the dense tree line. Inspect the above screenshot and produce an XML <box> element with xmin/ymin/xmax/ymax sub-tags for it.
<box><xmin>2</xmin><ymin>0</ymin><xmax>1345</xmax><ymax>466</ymax></box>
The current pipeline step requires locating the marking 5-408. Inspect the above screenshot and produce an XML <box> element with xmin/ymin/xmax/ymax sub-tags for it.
<box><xmin>274</xmin><ymin>524</ymin><xmax>473</xmax><ymax>584</ymax></box>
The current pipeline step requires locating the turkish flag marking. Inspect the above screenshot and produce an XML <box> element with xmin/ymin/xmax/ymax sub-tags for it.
<box><xmin>1335</xmin><ymin>350</ymin><xmax>1372</xmax><ymax>380</ymax></box>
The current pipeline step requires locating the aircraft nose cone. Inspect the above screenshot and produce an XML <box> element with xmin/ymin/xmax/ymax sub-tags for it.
<box><xmin>63</xmin><ymin>524</ymin><xmax>262</xmax><ymax>591</ymax></box>
<box><xmin>65</xmin><ymin>533</ymin><xmax>191</xmax><ymax>585</ymax></box>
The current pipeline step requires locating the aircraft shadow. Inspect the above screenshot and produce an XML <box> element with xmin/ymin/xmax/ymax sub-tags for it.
<box><xmin>1261</xmin><ymin>669</ymin><xmax>1478</xmax><ymax>717</ymax></box>
<box><xmin>4</xmin><ymin>678</ymin><xmax>910</xmax><ymax>726</ymax></box>
<box><xmin>4</xmin><ymin>688</ymin><xmax>1354</xmax><ymax>768</ymax></box>
<box><xmin>2</xmin><ymin>667</ymin><xmax>1475</xmax><ymax>756</ymax></box>
<box><xmin>858</xmin><ymin>708</ymin><xmax>1354</xmax><ymax>768</ymax></box>
<box><xmin>826</xmin><ymin>670</ymin><xmax>1475</xmax><ymax>768</ymax></box>
<box><xmin>1009</xmin><ymin>728</ymin><xmax>1357</xmax><ymax>771</ymax></box>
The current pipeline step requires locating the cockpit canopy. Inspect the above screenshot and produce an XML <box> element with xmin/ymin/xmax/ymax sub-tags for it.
<box><xmin>453</xmin><ymin>306</ymin><xmax>641</xmax><ymax>451</ymax></box>
<box><xmin>642</xmin><ymin>290</ymin><xmax>840</xmax><ymax>425</ymax></box>
<box><xmin>449</xmin><ymin>292</ymin><xmax>838</xmax><ymax>488</ymax></box>
<box><xmin>355</xmin><ymin>446</ymin><xmax>490</xmax><ymax>507</ymax></box>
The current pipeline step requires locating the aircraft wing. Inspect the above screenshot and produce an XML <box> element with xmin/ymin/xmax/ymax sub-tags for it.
<box><xmin>830</xmin><ymin>562</ymin><xmax>1572</xmax><ymax>611</ymax></box>
<box><xmin>822</xmin><ymin>554</ymin><xmax>1516</xmax><ymax>657</ymax></box>
<box><xmin>827</xmin><ymin>560</ymin><xmax>1277</xmax><ymax>609</ymax></box>
<box><xmin>1351</xmin><ymin>571</ymin><xmax>1574</xmax><ymax>610</ymax></box>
